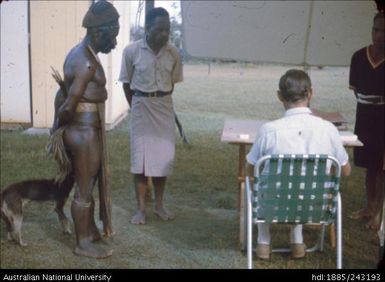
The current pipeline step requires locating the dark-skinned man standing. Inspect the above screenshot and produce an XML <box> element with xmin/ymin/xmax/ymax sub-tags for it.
<box><xmin>49</xmin><ymin>1</ymin><xmax>119</xmax><ymax>258</ymax></box>
<box><xmin>119</xmin><ymin>7</ymin><xmax>183</xmax><ymax>225</ymax></box>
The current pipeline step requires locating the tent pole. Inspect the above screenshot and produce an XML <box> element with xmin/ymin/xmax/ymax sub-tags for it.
<box><xmin>145</xmin><ymin>0</ymin><xmax>155</xmax><ymax>24</ymax></box>
<box><xmin>303</xmin><ymin>0</ymin><xmax>314</xmax><ymax>72</ymax></box>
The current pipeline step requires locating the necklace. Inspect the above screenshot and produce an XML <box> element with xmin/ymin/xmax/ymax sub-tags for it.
<box><xmin>366</xmin><ymin>46</ymin><xmax>385</xmax><ymax>69</ymax></box>
<box><xmin>87</xmin><ymin>45</ymin><xmax>101</xmax><ymax>66</ymax></box>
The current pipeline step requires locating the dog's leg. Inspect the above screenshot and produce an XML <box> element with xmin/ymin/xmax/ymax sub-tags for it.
<box><xmin>55</xmin><ymin>173</ymin><xmax>75</xmax><ymax>234</ymax></box>
<box><xmin>1</xmin><ymin>199</ymin><xmax>25</xmax><ymax>246</ymax></box>
<box><xmin>12</xmin><ymin>214</ymin><xmax>27</xmax><ymax>247</ymax></box>
<box><xmin>55</xmin><ymin>196</ymin><xmax>71</xmax><ymax>234</ymax></box>
<box><xmin>2</xmin><ymin>193</ymin><xmax>28</xmax><ymax>246</ymax></box>
<box><xmin>1</xmin><ymin>201</ymin><xmax>17</xmax><ymax>243</ymax></box>
<box><xmin>4</xmin><ymin>217</ymin><xmax>13</xmax><ymax>241</ymax></box>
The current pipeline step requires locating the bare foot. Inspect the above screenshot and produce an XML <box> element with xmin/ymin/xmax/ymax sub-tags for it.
<box><xmin>131</xmin><ymin>211</ymin><xmax>146</xmax><ymax>225</ymax></box>
<box><xmin>18</xmin><ymin>240</ymin><xmax>28</xmax><ymax>247</ymax></box>
<box><xmin>154</xmin><ymin>207</ymin><xmax>175</xmax><ymax>221</ymax></box>
<box><xmin>61</xmin><ymin>219</ymin><xmax>72</xmax><ymax>235</ymax></box>
<box><xmin>89</xmin><ymin>218</ymin><xmax>102</xmax><ymax>241</ymax></box>
<box><xmin>13</xmin><ymin>232</ymin><xmax>27</xmax><ymax>247</ymax></box>
<box><xmin>103</xmin><ymin>229</ymin><xmax>116</xmax><ymax>238</ymax></box>
<box><xmin>74</xmin><ymin>240</ymin><xmax>113</xmax><ymax>259</ymax></box>
<box><xmin>365</xmin><ymin>212</ymin><xmax>381</xmax><ymax>230</ymax></box>
<box><xmin>349</xmin><ymin>208</ymin><xmax>373</xmax><ymax>220</ymax></box>
<box><xmin>91</xmin><ymin>228</ymin><xmax>102</xmax><ymax>242</ymax></box>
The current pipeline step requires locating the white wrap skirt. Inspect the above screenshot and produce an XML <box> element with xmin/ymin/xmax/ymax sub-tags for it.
<box><xmin>130</xmin><ymin>95</ymin><xmax>175</xmax><ymax>176</ymax></box>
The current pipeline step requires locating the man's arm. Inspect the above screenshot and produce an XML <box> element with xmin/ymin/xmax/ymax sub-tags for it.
<box><xmin>349</xmin><ymin>52</ymin><xmax>358</xmax><ymax>99</ymax></box>
<box><xmin>58</xmin><ymin>65</ymin><xmax>94</xmax><ymax>127</ymax></box>
<box><xmin>349</xmin><ymin>86</ymin><xmax>358</xmax><ymax>99</ymax></box>
<box><xmin>331</xmin><ymin>160</ymin><xmax>351</xmax><ymax>177</ymax></box>
<box><xmin>246</xmin><ymin>162</ymin><xmax>255</xmax><ymax>178</ymax></box>
<box><xmin>119</xmin><ymin>46</ymin><xmax>134</xmax><ymax>105</ymax></box>
<box><xmin>123</xmin><ymin>83</ymin><xmax>133</xmax><ymax>107</ymax></box>
<box><xmin>341</xmin><ymin>162</ymin><xmax>351</xmax><ymax>177</ymax></box>
<box><xmin>51</xmin><ymin>89</ymin><xmax>66</xmax><ymax>132</ymax></box>
<box><xmin>171</xmin><ymin>46</ymin><xmax>183</xmax><ymax>84</ymax></box>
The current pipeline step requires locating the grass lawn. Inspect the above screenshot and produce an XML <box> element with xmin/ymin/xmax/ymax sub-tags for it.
<box><xmin>0</xmin><ymin>63</ymin><xmax>381</xmax><ymax>269</ymax></box>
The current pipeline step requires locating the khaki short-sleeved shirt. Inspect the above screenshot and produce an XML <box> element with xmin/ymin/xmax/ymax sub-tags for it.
<box><xmin>119</xmin><ymin>39</ymin><xmax>183</xmax><ymax>92</ymax></box>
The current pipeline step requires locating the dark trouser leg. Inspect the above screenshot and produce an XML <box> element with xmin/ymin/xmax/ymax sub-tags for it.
<box><xmin>366</xmin><ymin>170</ymin><xmax>384</xmax><ymax>229</ymax></box>
<box><xmin>350</xmin><ymin>168</ymin><xmax>380</xmax><ymax>220</ymax></box>
<box><xmin>366</xmin><ymin>169</ymin><xmax>377</xmax><ymax>214</ymax></box>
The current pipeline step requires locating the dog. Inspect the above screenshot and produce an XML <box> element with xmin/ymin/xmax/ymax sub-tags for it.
<box><xmin>0</xmin><ymin>174</ymin><xmax>74</xmax><ymax>246</ymax></box>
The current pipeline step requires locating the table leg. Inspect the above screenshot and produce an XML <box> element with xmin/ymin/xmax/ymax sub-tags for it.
<box><xmin>238</xmin><ymin>144</ymin><xmax>247</xmax><ymax>250</ymax></box>
<box><xmin>330</xmin><ymin>223</ymin><xmax>336</xmax><ymax>249</ymax></box>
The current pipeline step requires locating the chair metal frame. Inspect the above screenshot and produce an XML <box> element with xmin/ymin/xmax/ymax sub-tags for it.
<box><xmin>246</xmin><ymin>154</ymin><xmax>342</xmax><ymax>269</ymax></box>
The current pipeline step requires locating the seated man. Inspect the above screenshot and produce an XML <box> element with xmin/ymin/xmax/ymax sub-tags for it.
<box><xmin>246</xmin><ymin>69</ymin><xmax>351</xmax><ymax>260</ymax></box>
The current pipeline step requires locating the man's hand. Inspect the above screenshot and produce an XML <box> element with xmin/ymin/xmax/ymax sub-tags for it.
<box><xmin>123</xmin><ymin>83</ymin><xmax>133</xmax><ymax>107</ymax></box>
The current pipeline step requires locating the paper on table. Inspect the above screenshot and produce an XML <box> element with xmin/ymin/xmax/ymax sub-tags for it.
<box><xmin>239</xmin><ymin>134</ymin><xmax>250</xmax><ymax>140</ymax></box>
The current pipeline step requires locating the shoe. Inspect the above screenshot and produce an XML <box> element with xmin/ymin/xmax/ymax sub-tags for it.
<box><xmin>291</xmin><ymin>243</ymin><xmax>306</xmax><ymax>258</ymax></box>
<box><xmin>256</xmin><ymin>244</ymin><xmax>271</xmax><ymax>260</ymax></box>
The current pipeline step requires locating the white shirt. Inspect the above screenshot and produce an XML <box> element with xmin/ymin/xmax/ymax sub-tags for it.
<box><xmin>246</xmin><ymin>107</ymin><xmax>349</xmax><ymax>166</ymax></box>
<box><xmin>119</xmin><ymin>39</ymin><xmax>183</xmax><ymax>92</ymax></box>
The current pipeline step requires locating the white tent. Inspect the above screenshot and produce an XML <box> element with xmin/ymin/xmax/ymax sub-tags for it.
<box><xmin>181</xmin><ymin>1</ymin><xmax>377</xmax><ymax>66</ymax></box>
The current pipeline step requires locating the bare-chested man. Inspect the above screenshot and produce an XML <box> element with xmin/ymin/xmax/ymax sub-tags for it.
<box><xmin>50</xmin><ymin>1</ymin><xmax>119</xmax><ymax>258</ymax></box>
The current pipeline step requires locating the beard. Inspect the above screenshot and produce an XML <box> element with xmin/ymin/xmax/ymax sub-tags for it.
<box><xmin>100</xmin><ymin>43</ymin><xmax>114</xmax><ymax>54</ymax></box>
<box><xmin>98</xmin><ymin>30</ymin><xmax>117</xmax><ymax>54</ymax></box>
<box><xmin>99</xmin><ymin>40</ymin><xmax>116</xmax><ymax>54</ymax></box>
<box><xmin>157</xmin><ymin>36</ymin><xmax>168</xmax><ymax>47</ymax></box>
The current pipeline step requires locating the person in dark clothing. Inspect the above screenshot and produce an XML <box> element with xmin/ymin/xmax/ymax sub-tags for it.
<box><xmin>348</xmin><ymin>12</ymin><xmax>384</xmax><ymax>230</ymax></box>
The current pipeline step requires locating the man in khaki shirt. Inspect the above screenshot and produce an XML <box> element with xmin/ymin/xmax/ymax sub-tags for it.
<box><xmin>119</xmin><ymin>7</ymin><xmax>183</xmax><ymax>225</ymax></box>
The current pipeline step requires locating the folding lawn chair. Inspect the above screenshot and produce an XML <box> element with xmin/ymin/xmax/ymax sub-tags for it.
<box><xmin>245</xmin><ymin>154</ymin><xmax>342</xmax><ymax>269</ymax></box>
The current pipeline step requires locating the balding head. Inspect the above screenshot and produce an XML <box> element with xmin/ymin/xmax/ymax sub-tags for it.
<box><xmin>278</xmin><ymin>69</ymin><xmax>312</xmax><ymax>104</ymax></box>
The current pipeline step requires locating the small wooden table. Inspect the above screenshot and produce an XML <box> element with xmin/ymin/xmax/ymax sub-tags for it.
<box><xmin>221</xmin><ymin>115</ymin><xmax>363</xmax><ymax>250</ymax></box>
<box><xmin>310</xmin><ymin>108</ymin><xmax>348</xmax><ymax>131</ymax></box>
